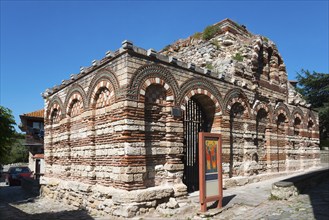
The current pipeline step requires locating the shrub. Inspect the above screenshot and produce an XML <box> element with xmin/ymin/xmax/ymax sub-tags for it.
<box><xmin>205</xmin><ymin>62</ymin><xmax>214</xmax><ymax>70</ymax></box>
<box><xmin>268</xmin><ymin>194</ymin><xmax>280</xmax><ymax>200</ymax></box>
<box><xmin>232</xmin><ymin>53</ymin><xmax>243</xmax><ymax>62</ymax></box>
<box><xmin>202</xmin><ymin>25</ymin><xmax>220</xmax><ymax>40</ymax></box>
<box><xmin>211</xmin><ymin>39</ymin><xmax>220</xmax><ymax>49</ymax></box>
<box><xmin>192</xmin><ymin>32</ymin><xmax>202</xmax><ymax>40</ymax></box>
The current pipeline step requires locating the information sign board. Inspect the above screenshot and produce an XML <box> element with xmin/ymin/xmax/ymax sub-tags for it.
<box><xmin>199</xmin><ymin>132</ymin><xmax>223</xmax><ymax>212</ymax></box>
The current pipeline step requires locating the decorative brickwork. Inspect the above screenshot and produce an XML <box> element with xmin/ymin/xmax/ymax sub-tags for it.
<box><xmin>64</xmin><ymin>84</ymin><xmax>87</xmax><ymax>114</ymax></box>
<box><xmin>46</xmin><ymin>96</ymin><xmax>64</xmax><ymax>121</ymax></box>
<box><xmin>177</xmin><ymin>77</ymin><xmax>223</xmax><ymax>111</ymax></box>
<box><xmin>40</xmin><ymin>19</ymin><xmax>320</xmax><ymax>217</ymax></box>
<box><xmin>128</xmin><ymin>64</ymin><xmax>179</xmax><ymax>102</ymax></box>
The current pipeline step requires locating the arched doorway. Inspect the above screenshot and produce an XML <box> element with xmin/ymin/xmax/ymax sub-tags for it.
<box><xmin>183</xmin><ymin>95</ymin><xmax>215</xmax><ymax>192</ymax></box>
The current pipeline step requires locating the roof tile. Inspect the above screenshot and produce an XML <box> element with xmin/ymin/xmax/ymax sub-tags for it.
<box><xmin>22</xmin><ymin>109</ymin><xmax>44</xmax><ymax>118</ymax></box>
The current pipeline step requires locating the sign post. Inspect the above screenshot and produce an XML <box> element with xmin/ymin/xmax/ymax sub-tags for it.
<box><xmin>199</xmin><ymin>132</ymin><xmax>223</xmax><ymax>212</ymax></box>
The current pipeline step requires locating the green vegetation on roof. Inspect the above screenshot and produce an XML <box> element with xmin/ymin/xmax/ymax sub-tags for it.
<box><xmin>192</xmin><ymin>32</ymin><xmax>202</xmax><ymax>40</ymax></box>
<box><xmin>232</xmin><ymin>53</ymin><xmax>244</xmax><ymax>62</ymax></box>
<box><xmin>202</xmin><ymin>25</ymin><xmax>220</xmax><ymax>40</ymax></box>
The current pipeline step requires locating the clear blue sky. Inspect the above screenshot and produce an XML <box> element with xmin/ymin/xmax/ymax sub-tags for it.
<box><xmin>1</xmin><ymin>0</ymin><xmax>328</xmax><ymax>131</ymax></box>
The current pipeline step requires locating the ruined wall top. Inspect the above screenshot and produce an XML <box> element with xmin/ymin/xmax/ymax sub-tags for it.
<box><xmin>161</xmin><ymin>19</ymin><xmax>287</xmax><ymax>90</ymax></box>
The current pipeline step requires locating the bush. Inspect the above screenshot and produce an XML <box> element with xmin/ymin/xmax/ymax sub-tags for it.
<box><xmin>202</xmin><ymin>25</ymin><xmax>220</xmax><ymax>40</ymax></box>
<box><xmin>211</xmin><ymin>39</ymin><xmax>220</xmax><ymax>49</ymax></box>
<box><xmin>232</xmin><ymin>53</ymin><xmax>244</xmax><ymax>62</ymax></box>
<box><xmin>268</xmin><ymin>194</ymin><xmax>280</xmax><ymax>200</ymax></box>
<box><xmin>205</xmin><ymin>62</ymin><xmax>214</xmax><ymax>70</ymax></box>
<box><xmin>192</xmin><ymin>32</ymin><xmax>202</xmax><ymax>40</ymax></box>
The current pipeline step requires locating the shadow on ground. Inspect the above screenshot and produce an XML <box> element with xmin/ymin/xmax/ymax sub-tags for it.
<box><xmin>301</xmin><ymin>174</ymin><xmax>329</xmax><ymax>220</ymax></box>
<box><xmin>0</xmin><ymin>203</ymin><xmax>94</xmax><ymax>220</ymax></box>
<box><xmin>0</xmin><ymin>184</ymin><xmax>94</xmax><ymax>220</ymax></box>
<box><xmin>281</xmin><ymin>167</ymin><xmax>329</xmax><ymax>220</ymax></box>
<box><xmin>222</xmin><ymin>194</ymin><xmax>236</xmax><ymax>207</ymax></box>
<box><xmin>207</xmin><ymin>194</ymin><xmax>236</xmax><ymax>210</ymax></box>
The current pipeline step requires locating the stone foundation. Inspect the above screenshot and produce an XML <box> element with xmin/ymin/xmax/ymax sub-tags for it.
<box><xmin>40</xmin><ymin>177</ymin><xmax>187</xmax><ymax>218</ymax></box>
<box><xmin>40</xmin><ymin>162</ymin><xmax>322</xmax><ymax>218</ymax></box>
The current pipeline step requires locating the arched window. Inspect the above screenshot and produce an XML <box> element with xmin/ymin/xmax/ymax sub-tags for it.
<box><xmin>307</xmin><ymin>120</ymin><xmax>314</xmax><ymax>139</ymax></box>
<box><xmin>294</xmin><ymin>117</ymin><xmax>302</xmax><ymax>136</ymax></box>
<box><xmin>94</xmin><ymin>87</ymin><xmax>112</xmax><ymax>109</ymax></box>
<box><xmin>277</xmin><ymin>113</ymin><xmax>287</xmax><ymax>135</ymax></box>
<box><xmin>69</xmin><ymin>99</ymin><xmax>82</xmax><ymax>117</ymax></box>
<box><xmin>50</xmin><ymin>109</ymin><xmax>59</xmax><ymax>124</ymax></box>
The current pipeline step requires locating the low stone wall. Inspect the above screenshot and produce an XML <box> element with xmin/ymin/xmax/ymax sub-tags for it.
<box><xmin>270</xmin><ymin>167</ymin><xmax>329</xmax><ymax>200</ymax></box>
<box><xmin>223</xmin><ymin>158</ymin><xmax>321</xmax><ymax>188</ymax></box>
<box><xmin>41</xmin><ymin>177</ymin><xmax>187</xmax><ymax>218</ymax></box>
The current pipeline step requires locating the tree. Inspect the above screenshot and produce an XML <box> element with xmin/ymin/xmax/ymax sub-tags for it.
<box><xmin>296</xmin><ymin>70</ymin><xmax>329</xmax><ymax>145</ymax></box>
<box><xmin>0</xmin><ymin>106</ymin><xmax>25</xmax><ymax>164</ymax></box>
<box><xmin>7</xmin><ymin>138</ymin><xmax>28</xmax><ymax>163</ymax></box>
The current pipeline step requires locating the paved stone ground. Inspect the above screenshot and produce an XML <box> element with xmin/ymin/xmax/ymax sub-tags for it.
<box><xmin>0</xmin><ymin>184</ymin><xmax>93</xmax><ymax>220</ymax></box>
<box><xmin>135</xmin><ymin>165</ymin><xmax>329</xmax><ymax>220</ymax></box>
<box><xmin>0</xmin><ymin>165</ymin><xmax>328</xmax><ymax>220</ymax></box>
<box><xmin>211</xmin><ymin>178</ymin><xmax>329</xmax><ymax>220</ymax></box>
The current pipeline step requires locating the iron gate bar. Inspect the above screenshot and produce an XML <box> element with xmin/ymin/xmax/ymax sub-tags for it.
<box><xmin>183</xmin><ymin>98</ymin><xmax>209</xmax><ymax>193</ymax></box>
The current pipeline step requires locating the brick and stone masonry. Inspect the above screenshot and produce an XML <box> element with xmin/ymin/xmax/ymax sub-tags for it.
<box><xmin>40</xmin><ymin>19</ymin><xmax>320</xmax><ymax>217</ymax></box>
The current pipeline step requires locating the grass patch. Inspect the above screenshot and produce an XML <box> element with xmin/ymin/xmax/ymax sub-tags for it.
<box><xmin>192</xmin><ymin>32</ymin><xmax>202</xmax><ymax>40</ymax></box>
<box><xmin>206</xmin><ymin>62</ymin><xmax>214</xmax><ymax>70</ymax></box>
<box><xmin>203</xmin><ymin>25</ymin><xmax>220</xmax><ymax>40</ymax></box>
<box><xmin>232</xmin><ymin>52</ymin><xmax>243</xmax><ymax>62</ymax></box>
<box><xmin>269</xmin><ymin>194</ymin><xmax>280</xmax><ymax>200</ymax></box>
<box><xmin>233</xmin><ymin>21</ymin><xmax>241</xmax><ymax>27</ymax></box>
<box><xmin>211</xmin><ymin>39</ymin><xmax>220</xmax><ymax>49</ymax></box>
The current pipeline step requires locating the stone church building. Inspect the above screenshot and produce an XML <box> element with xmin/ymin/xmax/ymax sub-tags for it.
<box><xmin>41</xmin><ymin>19</ymin><xmax>320</xmax><ymax>217</ymax></box>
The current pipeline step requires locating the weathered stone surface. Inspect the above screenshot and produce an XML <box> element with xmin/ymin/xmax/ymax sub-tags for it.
<box><xmin>113</xmin><ymin>205</ymin><xmax>138</xmax><ymax>218</ymax></box>
<box><xmin>273</xmin><ymin>181</ymin><xmax>294</xmax><ymax>187</ymax></box>
<box><xmin>173</xmin><ymin>183</ymin><xmax>187</xmax><ymax>197</ymax></box>
<box><xmin>166</xmin><ymin>198</ymin><xmax>179</xmax><ymax>209</ymax></box>
<box><xmin>41</xmin><ymin>18</ymin><xmax>320</xmax><ymax>218</ymax></box>
<box><xmin>271</xmin><ymin>182</ymin><xmax>299</xmax><ymax>200</ymax></box>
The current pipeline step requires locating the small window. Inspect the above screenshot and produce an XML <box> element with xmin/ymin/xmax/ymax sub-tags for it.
<box><xmin>33</xmin><ymin>122</ymin><xmax>41</xmax><ymax>129</ymax></box>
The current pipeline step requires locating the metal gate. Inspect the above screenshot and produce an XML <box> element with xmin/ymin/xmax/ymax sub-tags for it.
<box><xmin>183</xmin><ymin>98</ymin><xmax>209</xmax><ymax>192</ymax></box>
